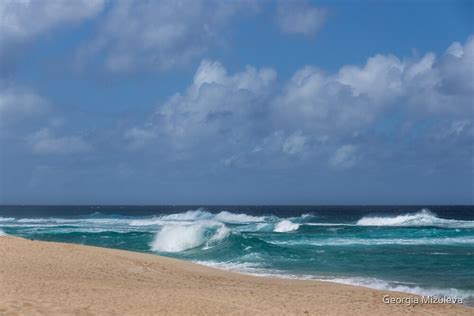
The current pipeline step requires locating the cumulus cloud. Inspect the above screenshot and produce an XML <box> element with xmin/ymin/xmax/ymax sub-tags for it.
<box><xmin>151</xmin><ymin>60</ymin><xmax>276</xmax><ymax>148</ymax></box>
<box><xmin>439</xmin><ymin>37</ymin><xmax>474</xmax><ymax>95</ymax></box>
<box><xmin>337</xmin><ymin>54</ymin><xmax>405</xmax><ymax>103</ymax></box>
<box><xmin>275</xmin><ymin>0</ymin><xmax>327</xmax><ymax>36</ymax></box>
<box><xmin>77</xmin><ymin>0</ymin><xmax>258</xmax><ymax>72</ymax></box>
<box><xmin>0</xmin><ymin>0</ymin><xmax>105</xmax><ymax>70</ymax></box>
<box><xmin>123</xmin><ymin>36</ymin><xmax>473</xmax><ymax>170</ymax></box>
<box><xmin>278</xmin><ymin>36</ymin><xmax>474</xmax><ymax>134</ymax></box>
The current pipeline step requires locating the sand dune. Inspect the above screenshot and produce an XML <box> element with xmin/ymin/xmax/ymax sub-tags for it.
<box><xmin>0</xmin><ymin>236</ymin><xmax>470</xmax><ymax>315</ymax></box>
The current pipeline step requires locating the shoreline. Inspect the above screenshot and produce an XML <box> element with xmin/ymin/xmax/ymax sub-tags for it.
<box><xmin>0</xmin><ymin>236</ymin><xmax>471</xmax><ymax>315</ymax></box>
<box><xmin>193</xmin><ymin>262</ymin><xmax>473</xmax><ymax>304</ymax></box>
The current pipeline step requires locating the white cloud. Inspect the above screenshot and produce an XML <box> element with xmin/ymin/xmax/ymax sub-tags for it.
<box><xmin>123</xmin><ymin>126</ymin><xmax>157</xmax><ymax>149</ymax></box>
<box><xmin>275</xmin><ymin>0</ymin><xmax>327</xmax><ymax>36</ymax></box>
<box><xmin>26</xmin><ymin>128</ymin><xmax>90</xmax><ymax>155</ymax></box>
<box><xmin>0</xmin><ymin>88</ymin><xmax>49</xmax><ymax>123</ymax></box>
<box><xmin>0</xmin><ymin>0</ymin><xmax>105</xmax><ymax>66</ymax></box>
<box><xmin>329</xmin><ymin>145</ymin><xmax>358</xmax><ymax>169</ymax></box>
<box><xmin>337</xmin><ymin>54</ymin><xmax>405</xmax><ymax>103</ymax></box>
<box><xmin>403</xmin><ymin>36</ymin><xmax>474</xmax><ymax>115</ymax></box>
<box><xmin>438</xmin><ymin>35</ymin><xmax>474</xmax><ymax>95</ymax></box>
<box><xmin>156</xmin><ymin>60</ymin><xmax>276</xmax><ymax>144</ymax></box>
<box><xmin>125</xmin><ymin>36</ymin><xmax>473</xmax><ymax>168</ymax></box>
<box><xmin>275</xmin><ymin>36</ymin><xmax>474</xmax><ymax>134</ymax></box>
<box><xmin>78</xmin><ymin>0</ymin><xmax>258</xmax><ymax>72</ymax></box>
<box><xmin>274</xmin><ymin>66</ymin><xmax>375</xmax><ymax>132</ymax></box>
<box><xmin>282</xmin><ymin>132</ymin><xmax>308</xmax><ymax>155</ymax></box>
<box><xmin>0</xmin><ymin>87</ymin><xmax>93</xmax><ymax>156</ymax></box>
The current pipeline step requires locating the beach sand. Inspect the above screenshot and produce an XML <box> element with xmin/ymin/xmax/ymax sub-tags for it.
<box><xmin>0</xmin><ymin>236</ymin><xmax>470</xmax><ymax>315</ymax></box>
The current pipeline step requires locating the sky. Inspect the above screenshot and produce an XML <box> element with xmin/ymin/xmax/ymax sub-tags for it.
<box><xmin>0</xmin><ymin>0</ymin><xmax>473</xmax><ymax>205</ymax></box>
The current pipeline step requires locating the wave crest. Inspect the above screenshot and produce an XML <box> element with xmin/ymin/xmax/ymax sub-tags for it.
<box><xmin>357</xmin><ymin>209</ymin><xmax>474</xmax><ymax>228</ymax></box>
<box><xmin>274</xmin><ymin>220</ymin><xmax>300</xmax><ymax>232</ymax></box>
<box><xmin>150</xmin><ymin>220</ymin><xmax>230</xmax><ymax>252</ymax></box>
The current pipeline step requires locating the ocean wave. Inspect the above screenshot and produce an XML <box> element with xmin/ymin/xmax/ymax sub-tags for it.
<box><xmin>129</xmin><ymin>218</ymin><xmax>190</xmax><ymax>226</ymax></box>
<box><xmin>0</xmin><ymin>229</ymin><xmax>7</xmax><ymax>236</ymax></box>
<box><xmin>191</xmin><ymin>260</ymin><xmax>473</xmax><ymax>302</ymax></box>
<box><xmin>274</xmin><ymin>220</ymin><xmax>300</xmax><ymax>232</ymax></box>
<box><xmin>159</xmin><ymin>209</ymin><xmax>213</xmax><ymax>221</ymax></box>
<box><xmin>150</xmin><ymin>220</ymin><xmax>230</xmax><ymax>252</ymax></box>
<box><xmin>270</xmin><ymin>236</ymin><xmax>474</xmax><ymax>246</ymax></box>
<box><xmin>193</xmin><ymin>260</ymin><xmax>274</xmax><ymax>275</ymax></box>
<box><xmin>190</xmin><ymin>260</ymin><xmax>473</xmax><ymax>302</ymax></box>
<box><xmin>15</xmin><ymin>217</ymin><xmax>133</xmax><ymax>225</ymax></box>
<box><xmin>0</xmin><ymin>217</ymin><xmax>14</xmax><ymax>222</ymax></box>
<box><xmin>214</xmin><ymin>211</ymin><xmax>265</xmax><ymax>223</ymax></box>
<box><xmin>356</xmin><ymin>209</ymin><xmax>474</xmax><ymax>228</ymax></box>
<box><xmin>304</xmin><ymin>223</ymin><xmax>354</xmax><ymax>227</ymax></box>
<box><xmin>130</xmin><ymin>209</ymin><xmax>265</xmax><ymax>227</ymax></box>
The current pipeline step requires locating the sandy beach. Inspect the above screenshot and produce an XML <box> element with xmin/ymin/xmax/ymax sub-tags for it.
<box><xmin>0</xmin><ymin>236</ymin><xmax>470</xmax><ymax>315</ymax></box>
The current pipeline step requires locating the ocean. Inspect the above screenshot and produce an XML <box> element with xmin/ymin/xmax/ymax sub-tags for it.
<box><xmin>1</xmin><ymin>205</ymin><xmax>473</xmax><ymax>305</ymax></box>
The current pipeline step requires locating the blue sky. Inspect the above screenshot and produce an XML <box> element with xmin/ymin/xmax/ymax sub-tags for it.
<box><xmin>0</xmin><ymin>0</ymin><xmax>473</xmax><ymax>204</ymax></box>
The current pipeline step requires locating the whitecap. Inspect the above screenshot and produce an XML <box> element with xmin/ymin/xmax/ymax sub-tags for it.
<box><xmin>274</xmin><ymin>220</ymin><xmax>300</xmax><ymax>232</ymax></box>
<box><xmin>214</xmin><ymin>211</ymin><xmax>265</xmax><ymax>223</ymax></box>
<box><xmin>270</xmin><ymin>236</ymin><xmax>474</xmax><ymax>246</ymax></box>
<box><xmin>150</xmin><ymin>220</ymin><xmax>230</xmax><ymax>252</ymax></box>
<box><xmin>158</xmin><ymin>208</ymin><xmax>213</xmax><ymax>222</ymax></box>
<box><xmin>356</xmin><ymin>209</ymin><xmax>474</xmax><ymax>228</ymax></box>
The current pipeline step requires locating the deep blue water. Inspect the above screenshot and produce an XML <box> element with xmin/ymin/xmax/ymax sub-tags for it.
<box><xmin>1</xmin><ymin>205</ymin><xmax>473</xmax><ymax>304</ymax></box>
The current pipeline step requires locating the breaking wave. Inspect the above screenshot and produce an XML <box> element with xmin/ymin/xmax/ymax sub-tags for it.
<box><xmin>150</xmin><ymin>220</ymin><xmax>230</xmax><ymax>252</ymax></box>
<box><xmin>357</xmin><ymin>209</ymin><xmax>474</xmax><ymax>228</ymax></box>
<box><xmin>130</xmin><ymin>209</ymin><xmax>265</xmax><ymax>227</ymax></box>
<box><xmin>274</xmin><ymin>220</ymin><xmax>300</xmax><ymax>232</ymax></box>
<box><xmin>270</xmin><ymin>236</ymin><xmax>474</xmax><ymax>246</ymax></box>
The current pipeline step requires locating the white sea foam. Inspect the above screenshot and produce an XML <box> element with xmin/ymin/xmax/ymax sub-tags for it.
<box><xmin>193</xmin><ymin>260</ymin><xmax>272</xmax><ymax>274</ymax></box>
<box><xmin>129</xmin><ymin>218</ymin><xmax>190</xmax><ymax>226</ymax></box>
<box><xmin>150</xmin><ymin>220</ymin><xmax>230</xmax><ymax>252</ymax></box>
<box><xmin>305</xmin><ymin>223</ymin><xmax>354</xmax><ymax>226</ymax></box>
<box><xmin>0</xmin><ymin>217</ymin><xmax>14</xmax><ymax>222</ymax></box>
<box><xmin>130</xmin><ymin>209</ymin><xmax>265</xmax><ymax>226</ymax></box>
<box><xmin>17</xmin><ymin>218</ymin><xmax>53</xmax><ymax>223</ymax></box>
<box><xmin>357</xmin><ymin>209</ymin><xmax>474</xmax><ymax>228</ymax></box>
<box><xmin>214</xmin><ymin>211</ymin><xmax>264</xmax><ymax>223</ymax></box>
<box><xmin>191</xmin><ymin>260</ymin><xmax>473</xmax><ymax>302</ymax></box>
<box><xmin>159</xmin><ymin>209</ymin><xmax>213</xmax><ymax>222</ymax></box>
<box><xmin>274</xmin><ymin>220</ymin><xmax>300</xmax><ymax>232</ymax></box>
<box><xmin>0</xmin><ymin>229</ymin><xmax>7</xmax><ymax>236</ymax></box>
<box><xmin>315</xmin><ymin>277</ymin><xmax>474</xmax><ymax>301</ymax></box>
<box><xmin>270</xmin><ymin>236</ymin><xmax>474</xmax><ymax>246</ymax></box>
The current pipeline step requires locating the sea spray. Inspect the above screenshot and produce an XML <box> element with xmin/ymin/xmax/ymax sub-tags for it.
<box><xmin>356</xmin><ymin>209</ymin><xmax>474</xmax><ymax>228</ymax></box>
<box><xmin>274</xmin><ymin>220</ymin><xmax>300</xmax><ymax>232</ymax></box>
<box><xmin>151</xmin><ymin>220</ymin><xmax>230</xmax><ymax>252</ymax></box>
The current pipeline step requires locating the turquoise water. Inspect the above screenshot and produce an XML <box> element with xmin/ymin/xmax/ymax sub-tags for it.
<box><xmin>1</xmin><ymin>206</ymin><xmax>473</xmax><ymax>304</ymax></box>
